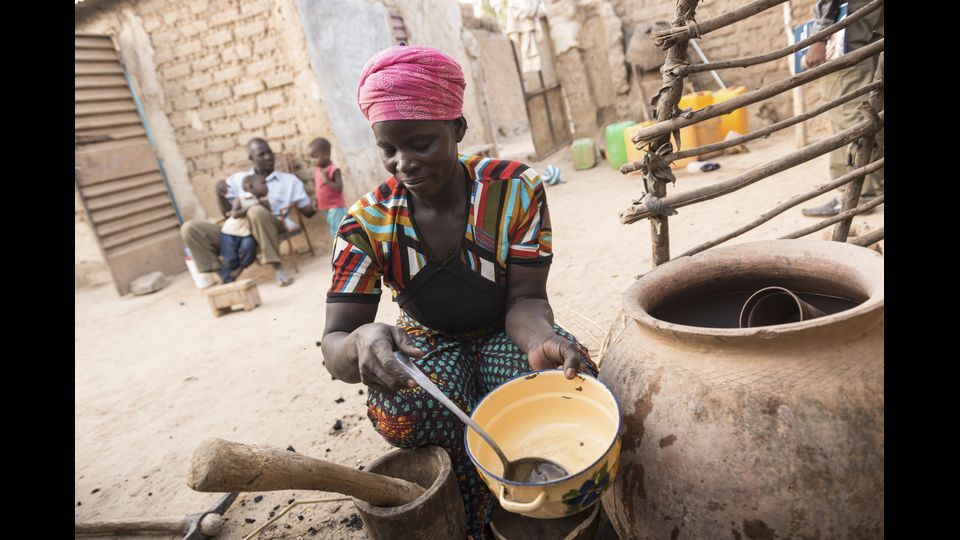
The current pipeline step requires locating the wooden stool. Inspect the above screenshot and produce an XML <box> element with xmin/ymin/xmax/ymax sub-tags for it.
<box><xmin>204</xmin><ymin>279</ymin><xmax>261</xmax><ymax>317</ymax></box>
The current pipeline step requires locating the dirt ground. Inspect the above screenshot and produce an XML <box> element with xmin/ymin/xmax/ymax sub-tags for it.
<box><xmin>74</xmin><ymin>129</ymin><xmax>883</xmax><ymax>539</ymax></box>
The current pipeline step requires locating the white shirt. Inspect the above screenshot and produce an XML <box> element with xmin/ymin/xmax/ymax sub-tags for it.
<box><xmin>224</xmin><ymin>169</ymin><xmax>311</xmax><ymax>230</ymax></box>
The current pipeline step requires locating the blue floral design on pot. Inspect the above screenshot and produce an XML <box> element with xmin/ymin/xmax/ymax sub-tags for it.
<box><xmin>561</xmin><ymin>461</ymin><xmax>611</xmax><ymax>514</ymax></box>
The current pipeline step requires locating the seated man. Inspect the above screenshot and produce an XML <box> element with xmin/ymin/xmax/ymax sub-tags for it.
<box><xmin>180</xmin><ymin>138</ymin><xmax>317</xmax><ymax>286</ymax></box>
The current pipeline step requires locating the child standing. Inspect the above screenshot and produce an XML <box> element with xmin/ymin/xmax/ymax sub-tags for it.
<box><xmin>308</xmin><ymin>137</ymin><xmax>347</xmax><ymax>238</ymax></box>
<box><xmin>218</xmin><ymin>174</ymin><xmax>270</xmax><ymax>284</ymax></box>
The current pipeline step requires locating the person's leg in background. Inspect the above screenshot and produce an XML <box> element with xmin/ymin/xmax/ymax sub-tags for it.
<box><xmin>180</xmin><ymin>220</ymin><xmax>223</xmax><ymax>273</ymax></box>
<box><xmin>804</xmin><ymin>56</ymin><xmax>883</xmax><ymax>216</ymax></box>
<box><xmin>218</xmin><ymin>233</ymin><xmax>242</xmax><ymax>284</ymax></box>
<box><xmin>235</xmin><ymin>235</ymin><xmax>259</xmax><ymax>274</ymax></box>
<box><xmin>246</xmin><ymin>205</ymin><xmax>294</xmax><ymax>286</ymax></box>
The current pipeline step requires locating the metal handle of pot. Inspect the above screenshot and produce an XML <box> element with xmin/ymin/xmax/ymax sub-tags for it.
<box><xmin>498</xmin><ymin>485</ymin><xmax>547</xmax><ymax>513</ymax></box>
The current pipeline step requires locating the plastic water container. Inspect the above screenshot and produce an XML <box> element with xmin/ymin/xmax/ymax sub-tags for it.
<box><xmin>713</xmin><ymin>86</ymin><xmax>749</xmax><ymax>137</ymax></box>
<box><xmin>571</xmin><ymin>138</ymin><xmax>597</xmax><ymax>170</ymax></box>
<box><xmin>623</xmin><ymin>120</ymin><xmax>656</xmax><ymax>169</ymax></box>
<box><xmin>678</xmin><ymin>91</ymin><xmax>713</xmax><ymax>111</ymax></box>
<box><xmin>185</xmin><ymin>248</ymin><xmax>216</xmax><ymax>289</ymax></box>
<box><xmin>605</xmin><ymin>120</ymin><xmax>638</xmax><ymax>170</ymax></box>
<box><xmin>675</xmin><ymin>91</ymin><xmax>723</xmax><ymax>167</ymax></box>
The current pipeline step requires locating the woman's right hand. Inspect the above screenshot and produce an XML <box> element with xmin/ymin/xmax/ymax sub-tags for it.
<box><xmin>352</xmin><ymin>323</ymin><xmax>424</xmax><ymax>393</ymax></box>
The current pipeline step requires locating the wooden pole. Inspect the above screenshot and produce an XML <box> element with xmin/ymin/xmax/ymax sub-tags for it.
<box><xmin>617</xmin><ymin>80</ymin><xmax>882</xmax><ymax>172</ymax></box>
<box><xmin>849</xmin><ymin>227</ymin><xmax>884</xmax><ymax>247</ymax></box>
<box><xmin>831</xmin><ymin>106</ymin><xmax>879</xmax><ymax>241</ymax></box>
<box><xmin>187</xmin><ymin>438</ymin><xmax>426</xmax><ymax>507</ymax></box>
<box><xmin>644</xmin><ymin>0</ymin><xmax>703</xmax><ymax>267</ymax></box>
<box><xmin>833</xmin><ymin>53</ymin><xmax>884</xmax><ymax>241</ymax></box>
<box><xmin>636</xmin><ymin>73</ymin><xmax>652</xmax><ymax>122</ymax></box>
<box><xmin>781</xmin><ymin>195</ymin><xmax>884</xmax><ymax>239</ymax></box>
<box><xmin>653</xmin><ymin>0</ymin><xmax>789</xmax><ymax>49</ymax></box>
<box><xmin>620</xmin><ymin>111</ymin><xmax>883</xmax><ymax>224</ymax></box>
<box><xmin>75</xmin><ymin>515</ymin><xmax>223</xmax><ymax>536</ymax></box>
<box><xmin>686</xmin><ymin>0</ymin><xmax>883</xmax><ymax>75</ymax></box>
<box><xmin>667</xmin><ymin>81</ymin><xmax>881</xmax><ymax>160</ymax></box>
<box><xmin>783</xmin><ymin>2</ymin><xmax>807</xmax><ymax>147</ymax></box>
<box><xmin>674</xmin><ymin>158</ymin><xmax>884</xmax><ymax>258</ymax></box>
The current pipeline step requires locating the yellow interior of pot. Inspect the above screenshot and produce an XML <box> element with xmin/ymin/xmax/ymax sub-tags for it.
<box><xmin>467</xmin><ymin>370</ymin><xmax>620</xmax><ymax>482</ymax></box>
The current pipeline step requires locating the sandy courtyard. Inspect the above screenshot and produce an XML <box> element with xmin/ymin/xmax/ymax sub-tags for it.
<box><xmin>75</xmin><ymin>129</ymin><xmax>883</xmax><ymax>538</ymax></box>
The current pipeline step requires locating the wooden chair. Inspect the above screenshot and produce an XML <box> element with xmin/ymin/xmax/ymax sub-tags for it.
<box><xmin>271</xmin><ymin>153</ymin><xmax>318</xmax><ymax>271</ymax></box>
<box><xmin>272</xmin><ymin>204</ymin><xmax>317</xmax><ymax>272</ymax></box>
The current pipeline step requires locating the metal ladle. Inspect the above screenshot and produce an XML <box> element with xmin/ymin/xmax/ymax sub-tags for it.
<box><xmin>393</xmin><ymin>352</ymin><xmax>568</xmax><ymax>484</ymax></box>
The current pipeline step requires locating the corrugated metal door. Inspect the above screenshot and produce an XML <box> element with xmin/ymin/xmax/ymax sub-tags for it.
<box><xmin>75</xmin><ymin>33</ymin><xmax>185</xmax><ymax>295</ymax></box>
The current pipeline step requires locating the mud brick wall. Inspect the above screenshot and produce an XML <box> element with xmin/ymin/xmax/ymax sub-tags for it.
<box><xmin>77</xmin><ymin>0</ymin><xmax>333</xmax><ymax>221</ymax></box>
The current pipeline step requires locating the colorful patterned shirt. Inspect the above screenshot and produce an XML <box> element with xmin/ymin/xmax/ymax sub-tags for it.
<box><xmin>328</xmin><ymin>154</ymin><xmax>552</xmax><ymax>304</ymax></box>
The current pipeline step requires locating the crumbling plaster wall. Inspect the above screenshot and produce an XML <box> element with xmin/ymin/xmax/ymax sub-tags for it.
<box><xmin>391</xmin><ymin>0</ymin><xmax>496</xmax><ymax>152</ymax></box>
<box><xmin>294</xmin><ymin>0</ymin><xmax>393</xmax><ymax>196</ymax></box>
<box><xmin>295</xmin><ymin>0</ymin><xmax>497</xmax><ymax>192</ymax></box>
<box><xmin>541</xmin><ymin>0</ymin><xmax>632</xmax><ymax>139</ymax></box>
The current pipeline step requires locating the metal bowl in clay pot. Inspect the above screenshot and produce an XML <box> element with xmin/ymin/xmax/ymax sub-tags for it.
<box><xmin>465</xmin><ymin>369</ymin><xmax>621</xmax><ymax>519</ymax></box>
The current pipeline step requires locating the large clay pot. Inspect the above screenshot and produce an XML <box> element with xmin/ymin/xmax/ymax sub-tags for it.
<box><xmin>599</xmin><ymin>239</ymin><xmax>883</xmax><ymax>539</ymax></box>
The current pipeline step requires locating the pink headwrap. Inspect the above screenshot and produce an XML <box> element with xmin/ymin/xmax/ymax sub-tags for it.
<box><xmin>357</xmin><ymin>45</ymin><xmax>466</xmax><ymax>123</ymax></box>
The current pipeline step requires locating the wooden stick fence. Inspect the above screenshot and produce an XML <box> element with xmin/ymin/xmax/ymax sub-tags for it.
<box><xmin>652</xmin><ymin>0</ymin><xmax>789</xmax><ymax>49</ymax></box>
<box><xmin>620</xmin><ymin>80</ymin><xmax>882</xmax><ymax>172</ymax></box>
<box><xmin>621</xmin><ymin>111</ymin><xmax>883</xmax><ymax>223</ymax></box>
<box><xmin>630</xmin><ymin>39</ymin><xmax>883</xmax><ymax>146</ymax></box>
<box><xmin>621</xmin><ymin>0</ymin><xmax>884</xmax><ymax>268</ymax></box>
<box><xmin>674</xmin><ymin>159</ymin><xmax>884</xmax><ymax>258</ymax></box>
<box><xmin>780</xmin><ymin>194</ymin><xmax>884</xmax><ymax>239</ymax></box>
<box><xmin>848</xmin><ymin>227</ymin><xmax>883</xmax><ymax>247</ymax></box>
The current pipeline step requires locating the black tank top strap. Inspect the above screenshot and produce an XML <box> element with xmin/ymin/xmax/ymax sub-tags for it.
<box><xmin>397</xmin><ymin>171</ymin><xmax>506</xmax><ymax>333</ymax></box>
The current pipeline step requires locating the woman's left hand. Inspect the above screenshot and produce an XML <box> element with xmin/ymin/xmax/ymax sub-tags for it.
<box><xmin>527</xmin><ymin>335</ymin><xmax>583</xmax><ymax>379</ymax></box>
